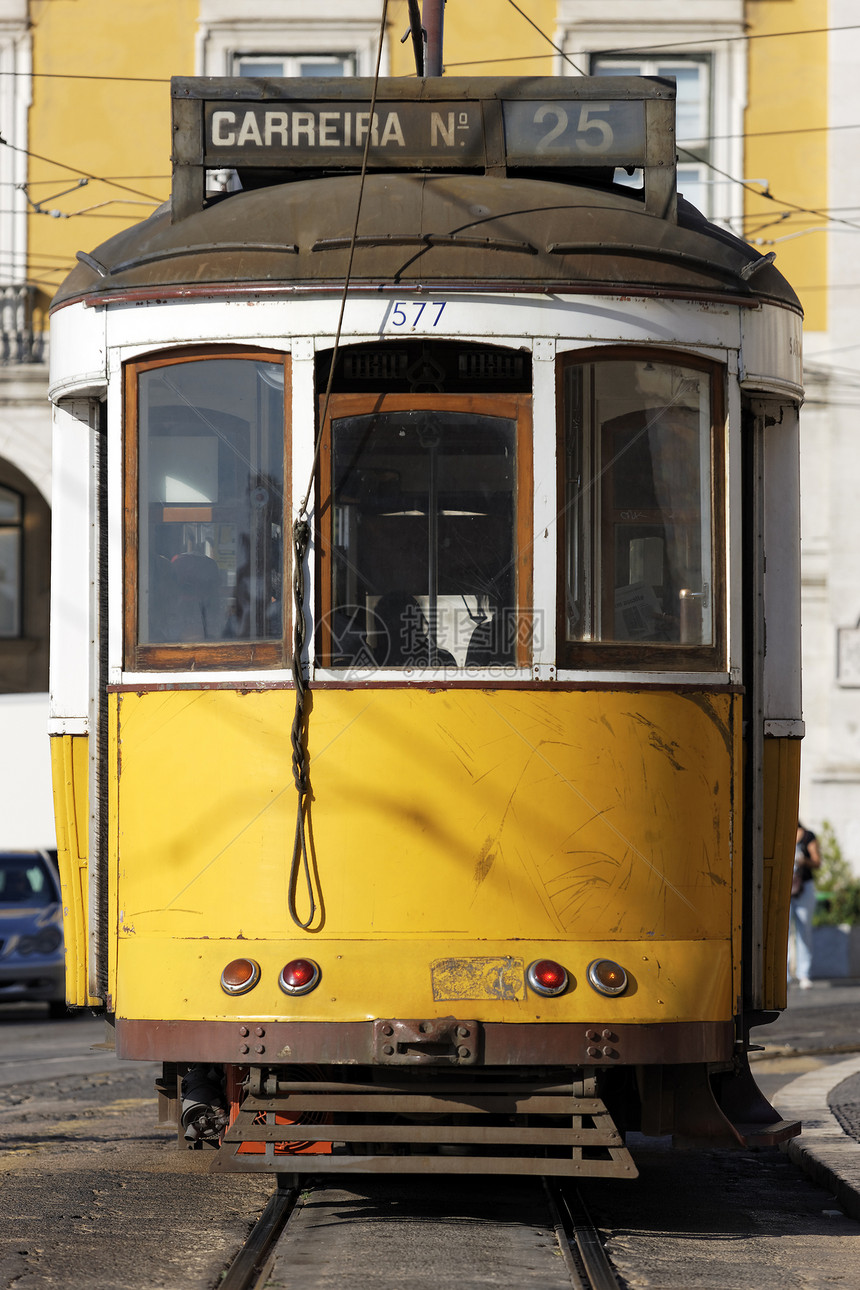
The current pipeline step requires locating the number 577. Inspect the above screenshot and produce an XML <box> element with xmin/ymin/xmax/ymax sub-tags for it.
<box><xmin>390</xmin><ymin>301</ymin><xmax>447</xmax><ymax>328</ymax></box>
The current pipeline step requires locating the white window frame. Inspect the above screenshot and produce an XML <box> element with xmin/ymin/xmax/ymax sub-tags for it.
<box><xmin>232</xmin><ymin>52</ymin><xmax>358</xmax><ymax>78</ymax></box>
<box><xmin>0</xmin><ymin>3</ymin><xmax>31</xmax><ymax>289</ymax></box>
<box><xmin>196</xmin><ymin>1</ymin><xmax>389</xmax><ymax>79</ymax></box>
<box><xmin>555</xmin><ymin>1</ymin><xmax>747</xmax><ymax>233</ymax></box>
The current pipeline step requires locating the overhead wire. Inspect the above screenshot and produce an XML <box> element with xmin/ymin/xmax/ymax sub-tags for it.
<box><xmin>0</xmin><ymin>134</ymin><xmax>166</xmax><ymax>202</ymax></box>
<box><xmin>675</xmin><ymin>145</ymin><xmax>860</xmax><ymax>235</ymax></box>
<box><xmin>1</xmin><ymin>15</ymin><xmax>858</xmax><ymax>229</ymax></box>
<box><xmin>442</xmin><ymin>20</ymin><xmax>860</xmax><ymax>68</ymax></box>
<box><xmin>503</xmin><ymin>0</ymin><xmax>586</xmax><ymax>74</ymax></box>
<box><xmin>471</xmin><ymin>6</ymin><xmax>860</xmax><ymax>238</ymax></box>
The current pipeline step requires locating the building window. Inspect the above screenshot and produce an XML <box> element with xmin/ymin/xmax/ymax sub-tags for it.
<box><xmin>558</xmin><ymin>350</ymin><xmax>724</xmax><ymax>671</ymax></box>
<box><xmin>0</xmin><ymin>484</ymin><xmax>22</xmax><ymax>637</ymax></box>
<box><xmin>124</xmin><ymin>349</ymin><xmax>289</xmax><ymax>672</ymax></box>
<box><xmin>197</xmin><ymin>3</ymin><xmax>387</xmax><ymax>80</ymax></box>
<box><xmin>591</xmin><ymin>54</ymin><xmax>712</xmax><ymax>215</ymax></box>
<box><xmin>558</xmin><ymin>3</ymin><xmax>746</xmax><ymax>233</ymax></box>
<box><xmin>234</xmin><ymin>53</ymin><xmax>356</xmax><ymax>78</ymax></box>
<box><xmin>0</xmin><ymin>458</ymin><xmax>50</xmax><ymax>693</ymax></box>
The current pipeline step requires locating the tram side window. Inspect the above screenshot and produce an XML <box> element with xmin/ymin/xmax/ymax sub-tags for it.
<box><xmin>126</xmin><ymin>352</ymin><xmax>288</xmax><ymax>670</ymax></box>
<box><xmin>318</xmin><ymin>396</ymin><xmax>530</xmax><ymax>670</ymax></box>
<box><xmin>560</xmin><ymin>354</ymin><xmax>723</xmax><ymax>670</ymax></box>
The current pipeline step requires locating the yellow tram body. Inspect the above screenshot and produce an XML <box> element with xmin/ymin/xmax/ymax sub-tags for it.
<box><xmin>51</xmin><ymin>688</ymin><xmax>799</xmax><ymax>1022</ymax></box>
<box><xmin>47</xmin><ymin>75</ymin><xmax>804</xmax><ymax>1176</ymax></box>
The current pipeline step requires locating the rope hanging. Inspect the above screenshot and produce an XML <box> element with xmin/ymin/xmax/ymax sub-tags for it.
<box><xmin>288</xmin><ymin>516</ymin><xmax>315</xmax><ymax>929</ymax></box>
<box><xmin>287</xmin><ymin>0</ymin><xmax>390</xmax><ymax>929</ymax></box>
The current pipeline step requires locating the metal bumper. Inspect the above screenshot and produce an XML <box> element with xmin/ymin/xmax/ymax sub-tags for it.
<box><xmin>116</xmin><ymin>1016</ymin><xmax>734</xmax><ymax>1066</ymax></box>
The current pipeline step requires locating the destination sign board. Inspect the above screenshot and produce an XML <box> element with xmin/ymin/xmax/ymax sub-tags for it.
<box><xmin>172</xmin><ymin>77</ymin><xmax>676</xmax><ymax>220</ymax></box>
<box><xmin>502</xmin><ymin>100</ymin><xmax>646</xmax><ymax>167</ymax></box>
<box><xmin>202</xmin><ymin>98</ymin><xmax>649</xmax><ymax>169</ymax></box>
<box><xmin>204</xmin><ymin>100</ymin><xmax>487</xmax><ymax>166</ymax></box>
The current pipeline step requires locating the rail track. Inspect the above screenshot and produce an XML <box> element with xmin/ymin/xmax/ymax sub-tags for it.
<box><xmin>219</xmin><ymin>1176</ymin><xmax>300</xmax><ymax>1290</ymax></box>
<box><xmin>218</xmin><ymin>1175</ymin><xmax>619</xmax><ymax>1290</ymax></box>
<box><xmin>545</xmin><ymin>1181</ymin><xmax>620</xmax><ymax>1290</ymax></box>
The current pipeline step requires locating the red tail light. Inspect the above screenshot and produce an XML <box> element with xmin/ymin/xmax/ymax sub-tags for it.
<box><xmin>527</xmin><ymin>959</ymin><xmax>569</xmax><ymax>996</ymax></box>
<box><xmin>279</xmin><ymin>958</ymin><xmax>321</xmax><ymax>996</ymax></box>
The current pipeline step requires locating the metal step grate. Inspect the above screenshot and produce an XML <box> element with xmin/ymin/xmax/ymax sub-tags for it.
<box><xmin>212</xmin><ymin>1073</ymin><xmax>637</xmax><ymax>1177</ymax></box>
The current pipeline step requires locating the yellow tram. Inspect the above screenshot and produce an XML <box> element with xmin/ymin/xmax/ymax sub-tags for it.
<box><xmin>48</xmin><ymin>74</ymin><xmax>803</xmax><ymax>1177</ymax></box>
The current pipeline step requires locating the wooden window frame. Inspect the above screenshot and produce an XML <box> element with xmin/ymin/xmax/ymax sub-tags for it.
<box><xmin>556</xmin><ymin>347</ymin><xmax>726</xmax><ymax>672</ymax></box>
<box><xmin>123</xmin><ymin>345</ymin><xmax>291</xmax><ymax>672</ymax></box>
<box><xmin>316</xmin><ymin>391</ymin><xmax>533</xmax><ymax>671</ymax></box>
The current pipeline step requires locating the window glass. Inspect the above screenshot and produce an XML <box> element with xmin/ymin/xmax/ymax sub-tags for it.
<box><xmin>0</xmin><ymin>484</ymin><xmax>22</xmax><ymax>638</ymax></box>
<box><xmin>235</xmin><ymin>53</ymin><xmax>356</xmax><ymax>77</ymax></box>
<box><xmin>590</xmin><ymin>55</ymin><xmax>711</xmax><ymax>216</ymax></box>
<box><xmin>323</xmin><ymin>405</ymin><xmax>519</xmax><ymax>669</ymax></box>
<box><xmin>563</xmin><ymin>358</ymin><xmax>715</xmax><ymax>655</ymax></box>
<box><xmin>135</xmin><ymin>357</ymin><xmax>285</xmax><ymax>653</ymax></box>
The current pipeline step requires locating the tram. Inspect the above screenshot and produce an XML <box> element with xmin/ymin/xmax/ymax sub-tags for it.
<box><xmin>48</xmin><ymin>73</ymin><xmax>804</xmax><ymax>1177</ymax></box>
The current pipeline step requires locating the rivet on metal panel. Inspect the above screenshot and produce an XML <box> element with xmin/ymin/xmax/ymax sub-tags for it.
<box><xmin>239</xmin><ymin>1026</ymin><xmax>249</xmax><ymax>1037</ymax></box>
<box><xmin>382</xmin><ymin>1025</ymin><xmax>394</xmax><ymax>1037</ymax></box>
<box><xmin>457</xmin><ymin>1026</ymin><xmax>470</xmax><ymax>1038</ymax></box>
<box><xmin>239</xmin><ymin>1044</ymin><xmax>249</xmax><ymax>1055</ymax></box>
<box><xmin>586</xmin><ymin>1029</ymin><xmax>600</xmax><ymax>1041</ymax></box>
<box><xmin>586</xmin><ymin>1046</ymin><xmax>600</xmax><ymax>1058</ymax></box>
<box><xmin>255</xmin><ymin>1027</ymin><xmax>265</xmax><ymax>1037</ymax></box>
<box><xmin>533</xmin><ymin>337</ymin><xmax>556</xmax><ymax>362</ymax></box>
<box><xmin>602</xmin><ymin>1046</ymin><xmax>618</xmax><ymax>1059</ymax></box>
<box><xmin>602</xmin><ymin>1029</ymin><xmax>616</xmax><ymax>1041</ymax></box>
<box><xmin>458</xmin><ymin>1046</ymin><xmax>471</xmax><ymax>1058</ymax></box>
<box><xmin>254</xmin><ymin>1045</ymin><xmax>265</xmax><ymax>1054</ymax></box>
<box><xmin>383</xmin><ymin>1044</ymin><xmax>395</xmax><ymax>1056</ymax></box>
<box><xmin>292</xmin><ymin>337</ymin><xmax>314</xmax><ymax>362</ymax></box>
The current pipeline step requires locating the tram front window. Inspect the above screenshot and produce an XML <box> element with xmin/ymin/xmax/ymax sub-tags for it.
<box><xmin>561</xmin><ymin>355</ymin><xmax>723</xmax><ymax>670</ymax></box>
<box><xmin>126</xmin><ymin>351</ymin><xmax>287</xmax><ymax>669</ymax></box>
<box><xmin>318</xmin><ymin>396</ymin><xmax>529</xmax><ymax>669</ymax></box>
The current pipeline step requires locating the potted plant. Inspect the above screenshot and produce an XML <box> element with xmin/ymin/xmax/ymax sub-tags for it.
<box><xmin>811</xmin><ymin>822</ymin><xmax>860</xmax><ymax>977</ymax></box>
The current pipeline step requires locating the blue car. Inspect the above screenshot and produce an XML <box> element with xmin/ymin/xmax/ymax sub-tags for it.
<box><xmin>0</xmin><ymin>851</ymin><xmax>67</xmax><ymax>1016</ymax></box>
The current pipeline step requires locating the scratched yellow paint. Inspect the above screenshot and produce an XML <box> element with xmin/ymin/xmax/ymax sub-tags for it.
<box><xmin>762</xmin><ymin>736</ymin><xmax>802</xmax><ymax>1011</ymax></box>
<box><xmin>111</xmin><ymin>687</ymin><xmax>739</xmax><ymax>1023</ymax></box>
<box><xmin>117</xmin><ymin>934</ymin><xmax>731</xmax><ymax>1025</ymax></box>
<box><xmin>49</xmin><ymin>733</ymin><xmax>98</xmax><ymax>1007</ymax></box>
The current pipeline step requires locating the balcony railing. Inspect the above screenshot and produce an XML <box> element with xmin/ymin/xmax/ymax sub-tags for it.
<box><xmin>1</xmin><ymin>284</ymin><xmax>44</xmax><ymax>364</ymax></box>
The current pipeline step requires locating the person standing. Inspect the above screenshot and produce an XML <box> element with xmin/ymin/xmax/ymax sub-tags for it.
<box><xmin>789</xmin><ymin>821</ymin><xmax>822</xmax><ymax>988</ymax></box>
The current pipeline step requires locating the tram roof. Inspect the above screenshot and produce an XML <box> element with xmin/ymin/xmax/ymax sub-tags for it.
<box><xmin>52</xmin><ymin>77</ymin><xmax>800</xmax><ymax>313</ymax></box>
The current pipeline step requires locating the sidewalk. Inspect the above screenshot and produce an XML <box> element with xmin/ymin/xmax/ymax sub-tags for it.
<box><xmin>774</xmin><ymin>1056</ymin><xmax>860</xmax><ymax>1220</ymax></box>
<box><xmin>754</xmin><ymin>979</ymin><xmax>860</xmax><ymax>1219</ymax></box>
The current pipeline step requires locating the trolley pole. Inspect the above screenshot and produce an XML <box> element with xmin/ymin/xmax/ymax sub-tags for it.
<box><xmin>422</xmin><ymin>0</ymin><xmax>445</xmax><ymax>76</ymax></box>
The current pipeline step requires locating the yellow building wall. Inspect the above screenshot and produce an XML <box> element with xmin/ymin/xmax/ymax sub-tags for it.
<box><xmin>388</xmin><ymin>0</ymin><xmax>557</xmax><ymax>78</ymax></box>
<box><xmin>28</xmin><ymin>0</ymin><xmax>197</xmax><ymax>319</ymax></box>
<box><xmin>746</xmin><ymin>0</ymin><xmax>828</xmax><ymax>331</ymax></box>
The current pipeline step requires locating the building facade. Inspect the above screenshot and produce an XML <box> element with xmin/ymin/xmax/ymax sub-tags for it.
<box><xmin>2</xmin><ymin>1</ymin><xmax>851</xmax><ymax>857</ymax></box>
